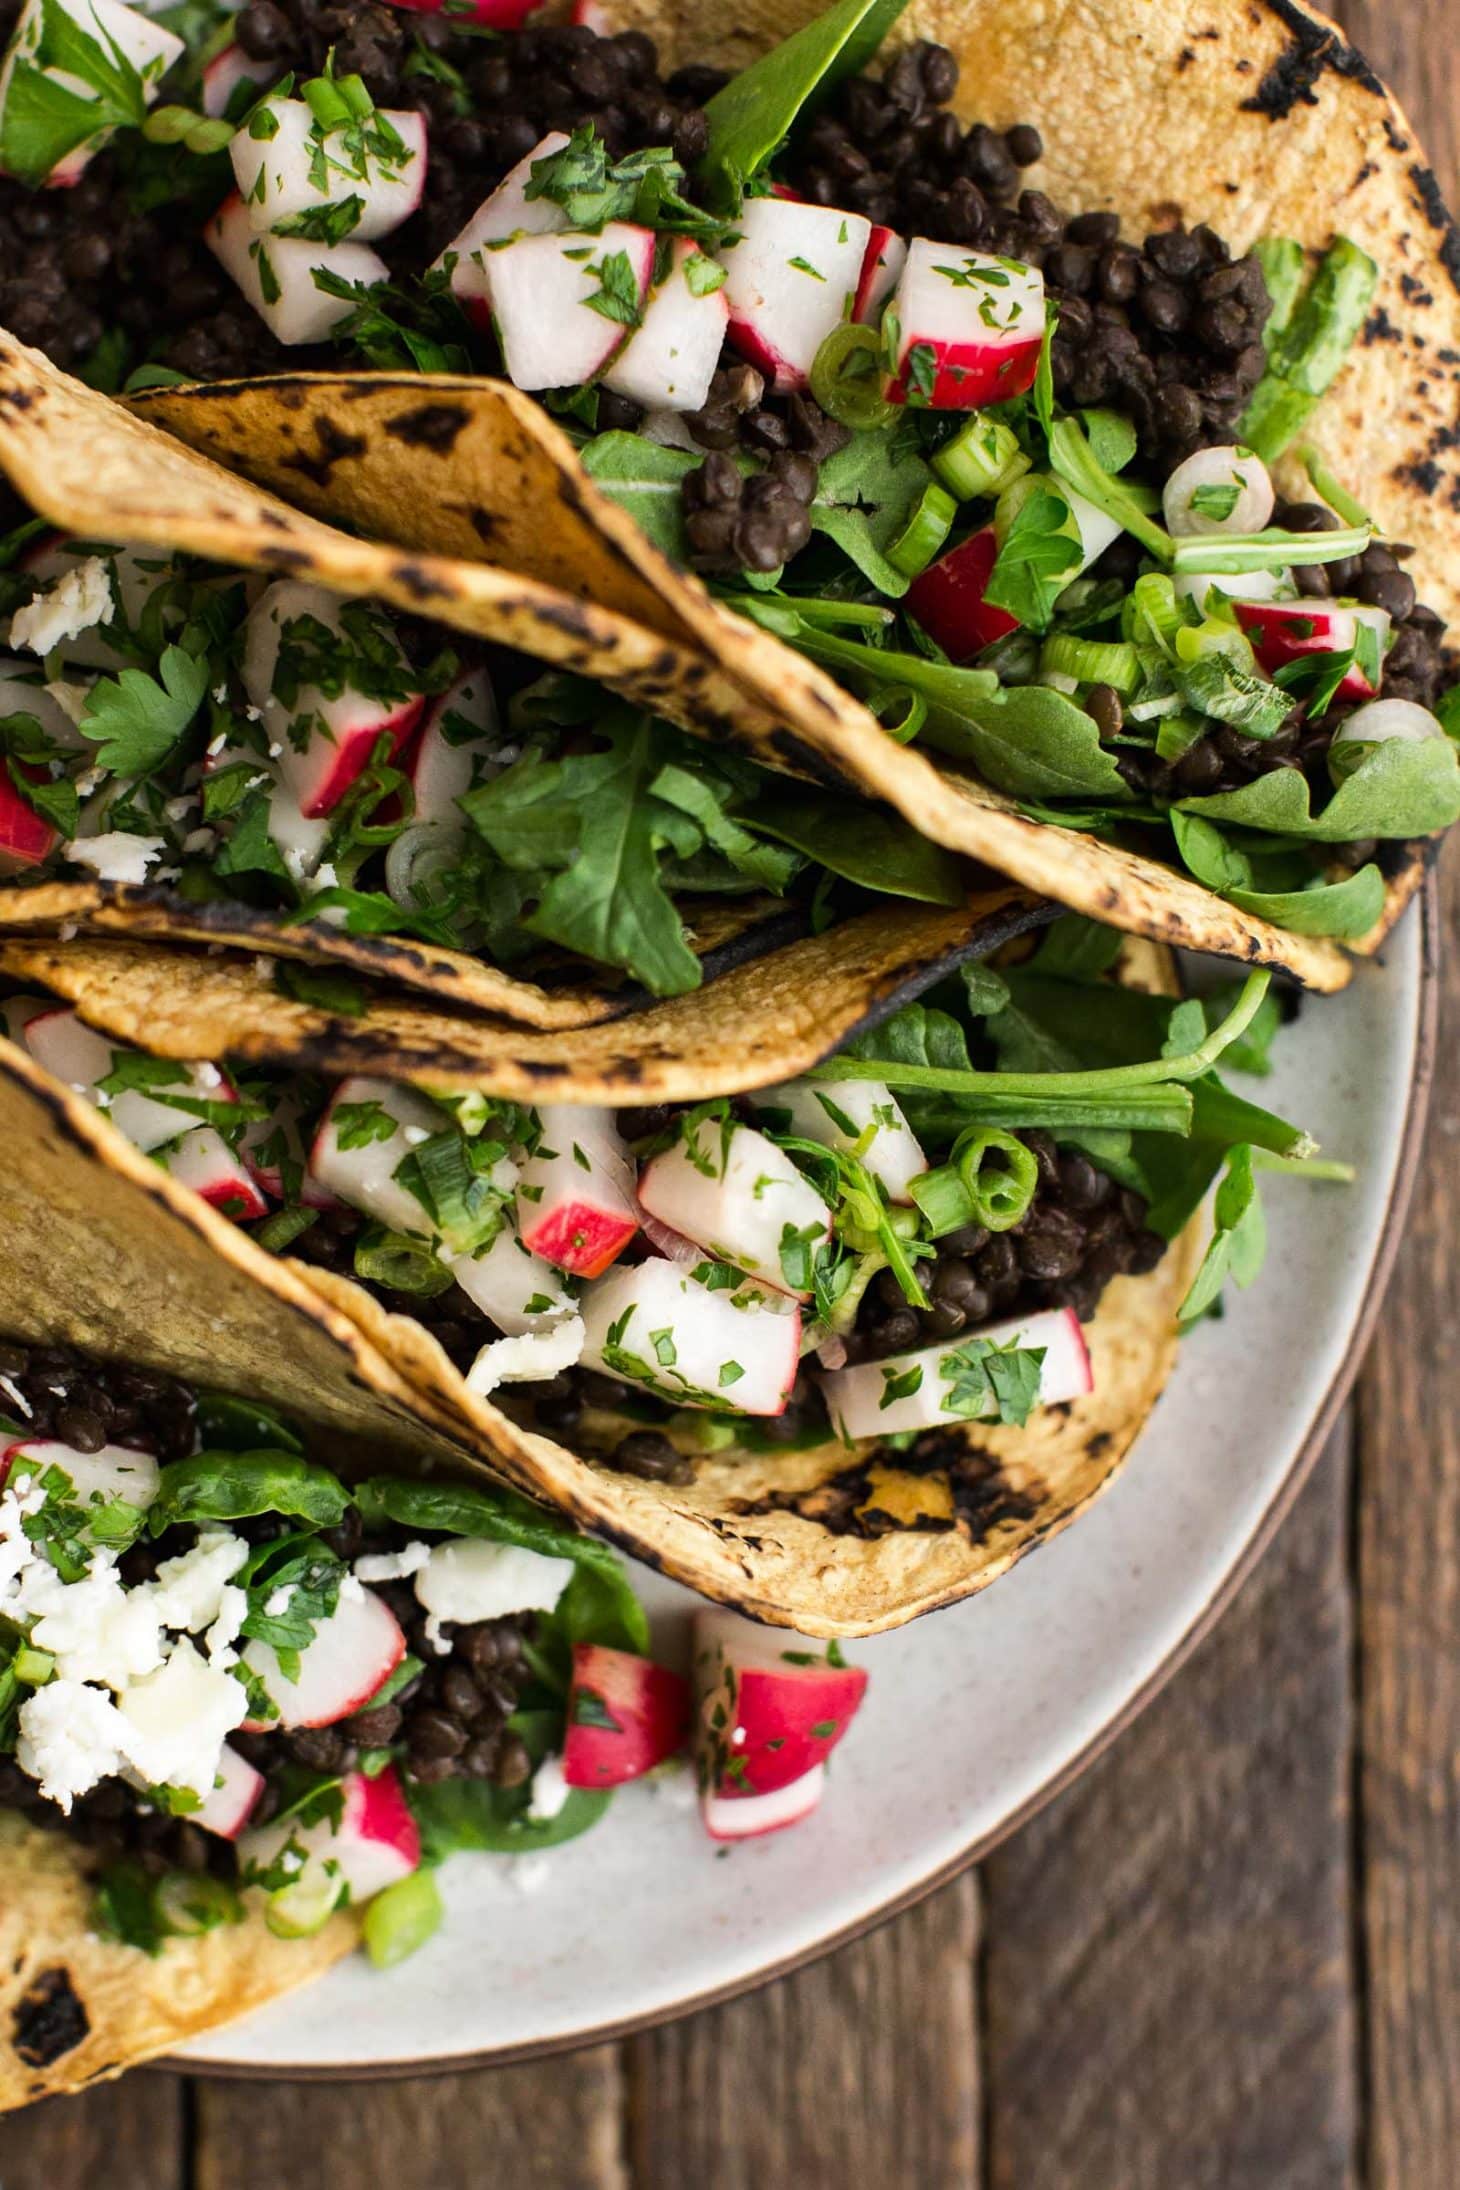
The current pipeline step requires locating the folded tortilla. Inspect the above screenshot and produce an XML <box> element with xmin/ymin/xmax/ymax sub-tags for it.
<box><xmin>132</xmin><ymin>0</ymin><xmax>1460</xmax><ymax>991</ymax></box>
<box><xmin>0</xmin><ymin>919</ymin><xmax>1196</xmax><ymax>1636</ymax></box>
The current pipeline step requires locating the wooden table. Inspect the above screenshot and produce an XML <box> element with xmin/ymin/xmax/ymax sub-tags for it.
<box><xmin>6</xmin><ymin>2</ymin><xmax>1458</xmax><ymax>2180</ymax></box>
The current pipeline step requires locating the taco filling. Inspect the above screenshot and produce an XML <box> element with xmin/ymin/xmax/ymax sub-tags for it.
<box><xmin>0</xmin><ymin>516</ymin><xmax>978</xmax><ymax>1002</ymax></box>
<box><xmin>0</xmin><ymin>0</ymin><xmax>1453</xmax><ymax>948</ymax></box>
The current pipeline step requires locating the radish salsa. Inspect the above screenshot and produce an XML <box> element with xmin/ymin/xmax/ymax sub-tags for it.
<box><xmin>0</xmin><ymin>0</ymin><xmax>1453</xmax><ymax>939</ymax></box>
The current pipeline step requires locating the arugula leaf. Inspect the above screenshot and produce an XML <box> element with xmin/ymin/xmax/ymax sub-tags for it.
<box><xmin>807</xmin><ymin>422</ymin><xmax>938</xmax><ymax>597</ymax></box>
<box><xmin>984</xmin><ymin>486</ymin><xmax>1082</xmax><ymax>630</ymax></box>
<box><xmin>1177</xmin><ymin>733</ymin><xmax>1460</xmax><ymax>841</ymax></box>
<box><xmin>745</xmin><ymin>786</ymin><xmax>965</xmax><ymax>904</ymax></box>
<box><xmin>1176</xmin><ymin>652</ymin><xmax>1293</xmax><ymax>738</ymax></box>
<box><xmin>650</xmin><ymin>761</ymin><xmax>800</xmax><ymax>891</ymax></box>
<box><xmin>1171</xmin><ymin>811</ymin><xmax>1384</xmax><ymax>939</ymax></box>
<box><xmin>1178</xmin><ymin>1144</ymin><xmax>1267</xmax><ymax>1323</ymax></box>
<box><xmin>78</xmin><ymin>645</ymin><xmax>209</xmax><ymax>775</ymax></box>
<box><xmin>580</xmin><ymin>432</ymin><xmax>700</xmax><ymax>561</ymax></box>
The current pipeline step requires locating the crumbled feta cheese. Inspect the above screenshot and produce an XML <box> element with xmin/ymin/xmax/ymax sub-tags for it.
<box><xmin>355</xmin><ymin>1541</ymin><xmax>432</xmax><ymax>1585</ymax></box>
<box><xmin>415</xmin><ymin>1539</ymin><xmax>574</xmax><ymax>1628</ymax></box>
<box><xmin>527</xmin><ymin>1753</ymin><xmax>571</xmax><ymax>1823</ymax></box>
<box><xmin>63</xmin><ymin>832</ymin><xmax>166</xmax><ymax>885</ymax></box>
<box><xmin>17</xmin><ymin>1681</ymin><xmax>127</xmax><ymax>1812</ymax></box>
<box><xmin>10</xmin><ymin>558</ymin><xmax>112</xmax><ymax>657</ymax></box>
<box><xmin>207</xmin><ymin>729</ymin><xmax>229</xmax><ymax>757</ymax></box>
<box><xmin>465</xmin><ymin>1316</ymin><xmax>586</xmax><ymax>1399</ymax></box>
<box><xmin>182</xmin><ymin>828</ymin><xmax>217</xmax><ymax>855</ymax></box>
<box><xmin>206</xmin><ymin>1582</ymin><xmax>247</xmax><ymax>1668</ymax></box>
<box><xmin>263</xmin><ymin>1585</ymin><xmax>295</xmax><ymax>1619</ymax></box>
<box><xmin>20</xmin><ymin>1554</ymin><xmax>166</xmax><ymax>1689</ymax></box>
<box><xmin>149</xmin><ymin>1529</ymin><xmax>249</xmax><ymax>1634</ymax></box>
<box><xmin>72</xmin><ymin>766</ymin><xmax>104</xmax><ymax>798</ymax></box>
<box><xmin>116</xmin><ymin>1638</ymin><xmax>249</xmax><ymax>1798</ymax></box>
<box><xmin>0</xmin><ymin>1374</ymin><xmax>31</xmax><ymax>1421</ymax></box>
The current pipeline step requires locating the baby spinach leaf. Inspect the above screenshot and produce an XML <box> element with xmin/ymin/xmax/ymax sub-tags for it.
<box><xmin>745</xmin><ymin>787</ymin><xmax>966</xmax><ymax>904</ymax></box>
<box><xmin>409</xmin><ymin>1774</ymin><xmax>610</xmax><ymax>1861</ymax></box>
<box><xmin>148</xmin><ymin>1451</ymin><xmax>350</xmax><ymax>1534</ymax></box>
<box><xmin>1177</xmin><ymin>733</ymin><xmax>1460</xmax><ymax>841</ymax></box>
<box><xmin>194</xmin><ymin>1394</ymin><xmax>306</xmax><ymax>1454</ymax></box>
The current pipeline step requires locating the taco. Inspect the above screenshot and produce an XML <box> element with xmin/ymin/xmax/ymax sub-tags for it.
<box><xmin>0</xmin><ymin>913</ymin><xmax>1334</xmax><ymax>1633</ymax></box>
<box><xmin>0</xmin><ymin>351</ymin><xmax>1046</xmax><ymax>1021</ymax></box>
<box><xmin>0</xmin><ymin>1339</ymin><xmax>664</xmax><ymax>2110</ymax></box>
<box><xmin>57</xmin><ymin>0</ymin><xmax>1450</xmax><ymax>987</ymax></box>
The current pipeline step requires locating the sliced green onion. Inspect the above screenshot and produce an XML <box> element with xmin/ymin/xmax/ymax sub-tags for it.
<box><xmin>1239</xmin><ymin>237</ymin><xmax>1379</xmax><ymax>460</ymax></box>
<box><xmin>885</xmin><ymin>483</ymin><xmax>957</xmax><ymax>578</ymax></box>
<box><xmin>353</xmin><ymin>1227</ymin><xmax>456</xmax><ymax>1297</ymax></box>
<box><xmin>12</xmin><ymin>1646</ymin><xmax>53</xmax><ymax>1686</ymax></box>
<box><xmin>866</xmin><ymin>685</ymin><xmax>928</xmax><ymax>744</ymax></box>
<box><xmin>1170</xmin><ymin>523</ymin><xmax>1370</xmax><ymax>575</ymax></box>
<box><xmin>303</xmin><ymin>76</ymin><xmax>353</xmax><ymax>130</ymax></box>
<box><xmin>1040</xmin><ymin>634</ymin><xmax>1141</xmax><ymax>694</ymax></box>
<box><xmin>254</xmin><ymin>1205</ymin><xmax>320</xmax><ymax>1256</ymax></box>
<box><xmin>1124</xmin><ymin>570</ymin><xmax>1185</xmax><ymax>650</ymax></box>
<box><xmin>809</xmin><ymin>324</ymin><xmax>894</xmax><ymax>431</ymax></box>
<box><xmin>1298</xmin><ymin>446</ymin><xmax>1373</xmax><ymax>530</ymax></box>
<box><xmin>336</xmin><ymin>72</ymin><xmax>374</xmax><ymax>121</ymax></box>
<box><xmin>908</xmin><ymin>1164</ymin><xmax>973</xmax><ymax>1236</ymax></box>
<box><xmin>911</xmin><ymin>1128</ymin><xmax>1040</xmax><ymax>1236</ymax></box>
<box><xmin>1173</xmin><ymin>617</ymin><xmax>1256</xmax><ymax>672</ymax></box>
<box><xmin>931</xmin><ymin>415</ymin><xmax>1031</xmax><ymax>502</ymax></box>
<box><xmin>266</xmin><ymin>1867</ymin><xmax>342</xmax><ymax>1941</ymax></box>
<box><xmin>364</xmin><ymin>1870</ymin><xmax>443</xmax><ymax>1970</ymax></box>
<box><xmin>155</xmin><ymin>1873</ymin><xmax>243</xmax><ymax>1939</ymax></box>
<box><xmin>1155</xmin><ymin>711</ymin><xmax>1207</xmax><ymax>763</ymax></box>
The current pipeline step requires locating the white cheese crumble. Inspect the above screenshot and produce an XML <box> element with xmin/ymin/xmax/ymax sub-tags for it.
<box><xmin>18</xmin><ymin>1681</ymin><xmax>128</xmax><ymax>1810</ymax></box>
<box><xmin>63</xmin><ymin>832</ymin><xmax>166</xmax><ymax>885</ymax></box>
<box><xmin>465</xmin><ymin>1315</ymin><xmax>586</xmax><ymax>1399</ymax></box>
<box><xmin>10</xmin><ymin>559</ymin><xmax>112</xmax><ymax>657</ymax></box>
<box><xmin>414</xmin><ymin>1539</ymin><xmax>574</xmax><ymax>1627</ymax></box>
<box><xmin>354</xmin><ymin>1540</ymin><xmax>432</xmax><ymax>1585</ymax></box>
<box><xmin>116</xmin><ymin>1638</ymin><xmax>248</xmax><ymax>1798</ymax></box>
<box><xmin>527</xmin><ymin>1753</ymin><xmax>571</xmax><ymax>1823</ymax></box>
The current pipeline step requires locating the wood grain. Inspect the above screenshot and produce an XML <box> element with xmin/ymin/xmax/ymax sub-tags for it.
<box><xmin>627</xmin><ymin>1875</ymin><xmax>980</xmax><ymax>2189</ymax></box>
<box><xmin>0</xmin><ymin>2075</ymin><xmax>182</xmax><ymax>2190</ymax></box>
<box><xmin>191</xmin><ymin>2051</ymin><xmax>628</xmax><ymax>2190</ymax></box>
<box><xmin>979</xmin><ymin>1425</ymin><xmax>1359</xmax><ymax>2190</ymax></box>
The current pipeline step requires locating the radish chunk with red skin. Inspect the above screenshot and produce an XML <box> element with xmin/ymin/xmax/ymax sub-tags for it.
<box><xmin>408</xmin><ymin>668</ymin><xmax>498</xmax><ymax>825</ymax></box>
<box><xmin>694</xmin><ymin>1608</ymin><xmax>868</xmax><ymax>1799</ymax></box>
<box><xmin>243</xmin><ymin>578</ymin><xmax>426</xmax><ymax>819</ymax></box>
<box><xmin>0</xmin><ymin>995</ymin><xmax>47</xmax><ymax>1044</ymax></box>
<box><xmin>703</xmin><ymin>1765</ymin><xmax>825</xmax><ymax>1841</ymax></box>
<box><xmin>436</xmin><ymin>130</ymin><xmax>570</xmax><ymax>312</ymax></box>
<box><xmin>819</xmin><ymin>1306</ymin><xmax>1091</xmax><ymax>1440</ymax></box>
<box><xmin>202</xmin><ymin>40</ymin><xmax>275</xmax><ymax>119</ymax></box>
<box><xmin>853</xmin><ymin>224</ymin><xmax>906</xmax><ymax>324</ymax></box>
<box><xmin>885</xmin><ymin>240</ymin><xmax>1045</xmax><ymax>410</ymax></box>
<box><xmin>906</xmin><ymin>526</ymin><xmax>1020</xmax><ymax>661</ymax></box>
<box><xmin>602</xmin><ymin>238</ymin><xmax>729</xmax><ymax>413</ymax></box>
<box><xmin>230</xmin><ymin>99</ymin><xmax>427</xmax><ymax>244</ymax></box>
<box><xmin>562</xmin><ymin>1643</ymin><xmax>690</xmax><ymax>1788</ymax></box>
<box><xmin>580</xmin><ymin>1256</ymin><xmax>800</xmax><ymax>1417</ymax></box>
<box><xmin>1233</xmin><ymin>598</ymin><xmax>1385</xmax><ymax>700</ymax></box>
<box><xmin>489</xmin><ymin>223</ymin><xmax>655</xmax><ymax>391</ymax></box>
<box><xmin>0</xmin><ymin>0</ymin><xmax>185</xmax><ymax>189</ymax></box>
<box><xmin>160</xmin><ymin>1125</ymin><xmax>270</xmax><ymax>1221</ymax></box>
<box><xmin>242</xmin><ymin>1584</ymin><xmax>406</xmax><ymax>1731</ymax></box>
<box><xmin>450</xmin><ymin>1222</ymin><xmax>576</xmax><ymax>1334</ymax></box>
<box><xmin>195</xmin><ymin>1745</ymin><xmax>265</xmax><ymax>1840</ymax></box>
<box><xmin>2</xmin><ymin>1437</ymin><xmax>160</xmax><ymax>1509</ymax></box>
<box><xmin>308</xmin><ymin>1074</ymin><xmax>463</xmax><ymax>1238</ymax></box>
<box><xmin>0</xmin><ymin>767</ymin><xmax>56</xmax><ymax>872</ymax></box>
<box><xmin>23</xmin><ymin>1009</ymin><xmax>232</xmax><ymax>1155</ymax></box>
<box><xmin>240</xmin><ymin>1762</ymin><xmax>420</xmax><ymax>1916</ymax></box>
<box><xmin>516</xmin><ymin>1104</ymin><xmax>638</xmax><ymax>1279</ymax></box>
<box><xmin>241</xmin><ymin>1087</ymin><xmax>340</xmax><ymax>1207</ymax></box>
<box><xmin>720</xmin><ymin>197</ymin><xmax>871</xmax><ymax>393</ymax></box>
<box><xmin>638</xmin><ymin>1117</ymin><xmax>830</xmax><ymax>1298</ymax></box>
<box><xmin>206</xmin><ymin>192</ymin><xmax>389</xmax><ymax>346</ymax></box>
<box><xmin>753</xmin><ymin>1078</ymin><xmax>926</xmax><ymax>1202</ymax></box>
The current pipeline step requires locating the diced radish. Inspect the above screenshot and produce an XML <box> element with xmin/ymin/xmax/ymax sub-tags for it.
<box><xmin>579</xmin><ymin>1256</ymin><xmax>800</xmax><ymax>1417</ymax></box>
<box><xmin>385</xmin><ymin>0</ymin><xmax>535</xmax><ymax>23</ymax></box>
<box><xmin>240</xmin><ymin>1087</ymin><xmax>340</xmax><ymax>1207</ymax></box>
<box><xmin>266</xmin><ymin>776</ymin><xmax>333</xmax><ymax>884</ymax></box>
<box><xmin>449</xmin><ymin>1222</ymin><xmax>577</xmax><ymax>1334</ymax></box>
<box><xmin>435</xmin><ymin>129</ymin><xmax>571</xmax><ymax>310</ymax></box>
<box><xmin>516</xmin><ymin>1105</ymin><xmax>638</xmax><ymax>1279</ymax></box>
<box><xmin>853</xmin><ymin>223</ymin><xmax>906</xmax><ymax>324</ymax></box>
<box><xmin>160</xmin><ymin>1124</ymin><xmax>270</xmax><ymax>1221</ymax></box>
<box><xmin>206</xmin><ymin>190</ymin><xmax>389</xmax><ymax>346</ymax></box>
<box><xmin>242</xmin><ymin>579</ymin><xmax>426</xmax><ymax>818</ymax></box>
<box><xmin>602</xmin><ymin>237</ymin><xmax>730</xmax><ymax>414</ymax></box>
<box><xmin>1162</xmin><ymin>444</ymin><xmax>1274</xmax><ymax>537</ymax></box>
<box><xmin>0</xmin><ymin>766</ymin><xmax>57</xmax><ymax>873</ymax></box>
<box><xmin>1173</xmin><ymin>566</ymin><xmax>1292</xmax><ymax>610</ymax></box>
<box><xmin>201</xmin><ymin>39</ymin><xmax>277</xmax><ymax>118</ymax></box>
<box><xmin>569</xmin><ymin>0</ymin><xmax>611</xmax><ymax>26</ymax></box>
<box><xmin>242</xmin><ymin>1583</ymin><xmax>405</xmax><ymax>1730</ymax></box>
<box><xmin>562</xmin><ymin>1643</ymin><xmax>690</xmax><ymax>1788</ymax></box>
<box><xmin>240</xmin><ymin>1762</ymin><xmax>420</xmax><ymax>1926</ymax></box>
<box><xmin>23</xmin><ymin>1009</ymin><xmax>232</xmax><ymax>1154</ymax></box>
<box><xmin>308</xmin><ymin>1074</ymin><xmax>451</xmax><ymax>1237</ymax></box>
<box><xmin>693</xmin><ymin>1607</ymin><xmax>867</xmax><ymax>1798</ymax></box>
<box><xmin>885</xmin><ymin>239</ymin><xmax>1045</xmax><ymax>410</ymax></box>
<box><xmin>230</xmin><ymin>98</ymin><xmax>426</xmax><ymax>243</ymax></box>
<box><xmin>0</xmin><ymin>995</ymin><xmax>47</xmax><ymax>1044</ymax></box>
<box><xmin>906</xmin><ymin>527</ymin><xmax>1020</xmax><ymax>661</ymax></box>
<box><xmin>637</xmin><ymin>1118</ymin><xmax>829</xmax><ymax>1297</ymax></box>
<box><xmin>407</xmin><ymin>667</ymin><xmax>498</xmax><ymax>826</ymax></box>
<box><xmin>1</xmin><ymin>1437</ymin><xmax>161</xmax><ymax>1509</ymax></box>
<box><xmin>0</xmin><ymin>0</ymin><xmax>184</xmax><ymax>187</ymax></box>
<box><xmin>818</xmin><ymin>1305</ymin><xmax>1092</xmax><ymax>1440</ymax></box>
<box><xmin>702</xmin><ymin>1765</ymin><xmax>825</xmax><ymax>1841</ymax></box>
<box><xmin>195</xmin><ymin>1744</ymin><xmax>265</xmax><ymax>1839</ymax></box>
<box><xmin>1233</xmin><ymin>598</ymin><xmax>1381</xmax><ymax>700</ymax></box>
<box><xmin>637</xmin><ymin>1208</ymin><xmax>703</xmax><ymax>1267</ymax></box>
<box><xmin>720</xmin><ymin>196</ymin><xmax>871</xmax><ymax>393</ymax></box>
<box><xmin>754</xmin><ymin>1078</ymin><xmax>925</xmax><ymax>1202</ymax></box>
<box><xmin>1062</xmin><ymin>480</ymin><xmax>1123</xmax><ymax>571</ymax></box>
<box><xmin>1331</xmin><ymin>697</ymin><xmax>1446</xmax><ymax>747</ymax></box>
<box><xmin>488</xmin><ymin>222</ymin><xmax>655</xmax><ymax>390</ymax></box>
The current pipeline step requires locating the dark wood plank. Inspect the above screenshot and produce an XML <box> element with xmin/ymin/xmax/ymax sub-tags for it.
<box><xmin>191</xmin><ymin>2052</ymin><xmax>626</xmax><ymax>2190</ymax></box>
<box><xmin>0</xmin><ymin>2070</ymin><xmax>184</xmax><ymax>2190</ymax></box>
<box><xmin>979</xmin><ymin>1424</ymin><xmax>1358</xmax><ymax>2190</ymax></box>
<box><xmin>627</xmin><ymin>1874</ymin><xmax>979</xmax><ymax>2189</ymax></box>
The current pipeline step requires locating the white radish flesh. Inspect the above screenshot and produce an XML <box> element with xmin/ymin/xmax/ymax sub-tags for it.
<box><xmin>195</xmin><ymin>1744</ymin><xmax>265</xmax><ymax>1839</ymax></box>
<box><xmin>23</xmin><ymin>1009</ymin><xmax>230</xmax><ymax>1154</ymax></box>
<box><xmin>242</xmin><ymin>579</ymin><xmax>426</xmax><ymax>817</ymax></box>
<box><xmin>436</xmin><ymin>128</ymin><xmax>570</xmax><ymax>309</ymax></box>
<box><xmin>240</xmin><ymin>1762</ymin><xmax>419</xmax><ymax>1918</ymax></box>
<box><xmin>242</xmin><ymin>1584</ymin><xmax>406</xmax><ymax>1729</ymax></box>
<box><xmin>1162</xmin><ymin>444</ymin><xmax>1274</xmax><ymax>536</ymax></box>
<box><xmin>579</xmin><ymin>1256</ymin><xmax>800</xmax><ymax>1417</ymax></box>
<box><xmin>408</xmin><ymin>667</ymin><xmax>498</xmax><ymax>825</ymax></box>
<box><xmin>515</xmin><ymin>1105</ymin><xmax>638</xmax><ymax>1278</ymax></box>
<box><xmin>160</xmin><ymin>1124</ymin><xmax>270</xmax><ymax>1220</ymax></box>
<box><xmin>602</xmin><ymin>237</ymin><xmax>729</xmax><ymax>413</ymax></box>
<box><xmin>886</xmin><ymin>240</ymin><xmax>1045</xmax><ymax>409</ymax></box>
<box><xmin>819</xmin><ymin>1306</ymin><xmax>1093</xmax><ymax>1440</ymax></box>
<box><xmin>853</xmin><ymin>223</ymin><xmax>906</xmax><ymax>324</ymax></box>
<box><xmin>240</xmin><ymin>1087</ymin><xmax>340</xmax><ymax>1207</ymax></box>
<box><xmin>637</xmin><ymin>1118</ymin><xmax>829</xmax><ymax>1296</ymax></box>
<box><xmin>307</xmin><ymin>1074</ymin><xmax>451</xmax><ymax>1237</ymax></box>
<box><xmin>489</xmin><ymin>223</ymin><xmax>656</xmax><ymax>389</ymax></box>
<box><xmin>702</xmin><ymin>1765</ymin><xmax>825</xmax><ymax>1841</ymax></box>
<box><xmin>0</xmin><ymin>0</ymin><xmax>184</xmax><ymax>187</ymax></box>
<box><xmin>230</xmin><ymin>99</ymin><xmax>426</xmax><ymax>242</ymax></box>
<box><xmin>450</xmin><ymin>1222</ymin><xmax>577</xmax><ymax>1333</ymax></box>
<box><xmin>755</xmin><ymin>1078</ymin><xmax>926</xmax><ymax>1202</ymax></box>
<box><xmin>1</xmin><ymin>1437</ymin><xmax>161</xmax><ymax>1509</ymax></box>
<box><xmin>206</xmin><ymin>191</ymin><xmax>389</xmax><ymax>346</ymax></box>
<box><xmin>720</xmin><ymin>197</ymin><xmax>870</xmax><ymax>393</ymax></box>
<box><xmin>201</xmin><ymin>39</ymin><xmax>276</xmax><ymax>118</ymax></box>
<box><xmin>1331</xmin><ymin>697</ymin><xmax>1446</xmax><ymax>746</ymax></box>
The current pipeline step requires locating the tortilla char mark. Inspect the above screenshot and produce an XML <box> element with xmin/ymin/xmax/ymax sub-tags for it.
<box><xmin>283</xmin><ymin>415</ymin><xmax>369</xmax><ymax>489</ymax></box>
<box><xmin>729</xmin><ymin>1432</ymin><xmax>1043</xmax><ymax>1544</ymax></box>
<box><xmin>12</xmin><ymin>1966</ymin><xmax>89</xmax><ymax>2070</ymax></box>
<box><xmin>383</xmin><ymin>403</ymin><xmax>471</xmax><ymax>452</ymax></box>
<box><xmin>1246</xmin><ymin>1</ymin><xmax>1385</xmax><ymax>115</ymax></box>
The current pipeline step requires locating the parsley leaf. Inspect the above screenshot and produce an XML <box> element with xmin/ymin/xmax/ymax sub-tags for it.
<box><xmin>78</xmin><ymin>644</ymin><xmax>209</xmax><ymax>775</ymax></box>
<box><xmin>984</xmin><ymin>487</ymin><xmax>1082</xmax><ymax>632</ymax></box>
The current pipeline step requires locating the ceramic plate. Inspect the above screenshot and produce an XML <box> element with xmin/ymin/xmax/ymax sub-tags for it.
<box><xmin>181</xmin><ymin>901</ymin><xmax>1434</xmax><ymax>2075</ymax></box>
